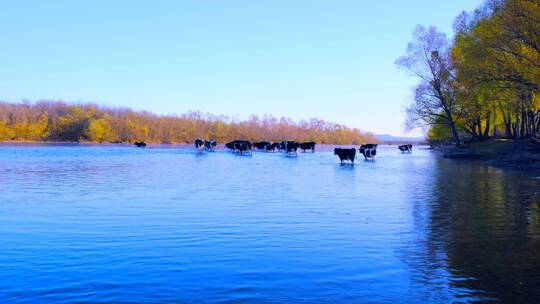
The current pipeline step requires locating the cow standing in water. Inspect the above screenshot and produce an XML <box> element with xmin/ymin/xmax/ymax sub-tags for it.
<box><xmin>299</xmin><ymin>142</ymin><xmax>316</xmax><ymax>152</ymax></box>
<box><xmin>253</xmin><ymin>141</ymin><xmax>271</xmax><ymax>151</ymax></box>
<box><xmin>266</xmin><ymin>142</ymin><xmax>279</xmax><ymax>152</ymax></box>
<box><xmin>233</xmin><ymin>140</ymin><xmax>252</xmax><ymax>155</ymax></box>
<box><xmin>195</xmin><ymin>138</ymin><xmax>205</xmax><ymax>152</ymax></box>
<box><xmin>278</xmin><ymin>141</ymin><xmax>299</xmax><ymax>155</ymax></box>
<box><xmin>285</xmin><ymin>141</ymin><xmax>300</xmax><ymax>155</ymax></box>
<box><xmin>334</xmin><ymin>148</ymin><xmax>356</xmax><ymax>163</ymax></box>
<box><xmin>205</xmin><ymin>139</ymin><xmax>217</xmax><ymax>151</ymax></box>
<box><xmin>359</xmin><ymin>144</ymin><xmax>377</xmax><ymax>160</ymax></box>
<box><xmin>225</xmin><ymin>141</ymin><xmax>236</xmax><ymax>150</ymax></box>
<box><xmin>398</xmin><ymin>144</ymin><xmax>412</xmax><ymax>153</ymax></box>
<box><xmin>225</xmin><ymin>140</ymin><xmax>252</xmax><ymax>154</ymax></box>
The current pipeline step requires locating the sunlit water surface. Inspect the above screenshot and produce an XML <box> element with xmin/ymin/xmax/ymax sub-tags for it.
<box><xmin>1</xmin><ymin>144</ymin><xmax>539</xmax><ymax>303</ymax></box>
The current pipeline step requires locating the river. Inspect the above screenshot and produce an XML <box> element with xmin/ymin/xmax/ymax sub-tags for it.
<box><xmin>0</xmin><ymin>144</ymin><xmax>539</xmax><ymax>303</ymax></box>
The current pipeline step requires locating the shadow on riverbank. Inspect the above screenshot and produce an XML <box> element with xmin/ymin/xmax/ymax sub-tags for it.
<box><xmin>438</xmin><ymin>138</ymin><xmax>540</xmax><ymax>171</ymax></box>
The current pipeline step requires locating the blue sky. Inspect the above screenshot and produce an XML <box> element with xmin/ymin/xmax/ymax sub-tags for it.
<box><xmin>0</xmin><ymin>0</ymin><xmax>482</xmax><ymax>136</ymax></box>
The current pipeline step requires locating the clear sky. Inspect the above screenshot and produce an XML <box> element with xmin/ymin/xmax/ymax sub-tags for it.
<box><xmin>0</xmin><ymin>0</ymin><xmax>482</xmax><ymax>136</ymax></box>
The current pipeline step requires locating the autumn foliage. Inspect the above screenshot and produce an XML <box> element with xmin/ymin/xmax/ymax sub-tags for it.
<box><xmin>0</xmin><ymin>100</ymin><xmax>377</xmax><ymax>144</ymax></box>
<box><xmin>399</xmin><ymin>0</ymin><xmax>540</xmax><ymax>144</ymax></box>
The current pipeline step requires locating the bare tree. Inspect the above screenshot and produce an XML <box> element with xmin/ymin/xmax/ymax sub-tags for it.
<box><xmin>396</xmin><ymin>25</ymin><xmax>462</xmax><ymax>146</ymax></box>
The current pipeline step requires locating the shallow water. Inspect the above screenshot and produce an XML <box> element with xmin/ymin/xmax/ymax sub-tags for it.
<box><xmin>1</xmin><ymin>144</ymin><xmax>539</xmax><ymax>303</ymax></box>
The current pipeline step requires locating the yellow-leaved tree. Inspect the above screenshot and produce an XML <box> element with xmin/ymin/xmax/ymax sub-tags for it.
<box><xmin>86</xmin><ymin>117</ymin><xmax>114</xmax><ymax>143</ymax></box>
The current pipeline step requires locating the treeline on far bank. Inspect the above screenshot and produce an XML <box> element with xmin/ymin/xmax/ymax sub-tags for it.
<box><xmin>0</xmin><ymin>101</ymin><xmax>377</xmax><ymax>145</ymax></box>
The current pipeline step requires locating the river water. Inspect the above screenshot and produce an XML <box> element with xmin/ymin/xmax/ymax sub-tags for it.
<box><xmin>0</xmin><ymin>144</ymin><xmax>539</xmax><ymax>303</ymax></box>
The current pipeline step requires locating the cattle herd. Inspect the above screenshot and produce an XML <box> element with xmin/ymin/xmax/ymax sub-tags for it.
<box><xmin>223</xmin><ymin>140</ymin><xmax>315</xmax><ymax>155</ymax></box>
<box><xmin>133</xmin><ymin>139</ymin><xmax>414</xmax><ymax>163</ymax></box>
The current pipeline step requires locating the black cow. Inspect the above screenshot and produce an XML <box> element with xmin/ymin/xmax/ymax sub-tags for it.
<box><xmin>285</xmin><ymin>141</ymin><xmax>299</xmax><ymax>155</ymax></box>
<box><xmin>267</xmin><ymin>142</ymin><xmax>279</xmax><ymax>152</ymax></box>
<box><xmin>359</xmin><ymin>144</ymin><xmax>377</xmax><ymax>160</ymax></box>
<box><xmin>334</xmin><ymin>148</ymin><xmax>356</xmax><ymax>163</ymax></box>
<box><xmin>205</xmin><ymin>139</ymin><xmax>217</xmax><ymax>151</ymax></box>
<box><xmin>299</xmin><ymin>141</ymin><xmax>316</xmax><ymax>152</ymax></box>
<box><xmin>134</xmin><ymin>141</ymin><xmax>146</xmax><ymax>147</ymax></box>
<box><xmin>233</xmin><ymin>140</ymin><xmax>252</xmax><ymax>155</ymax></box>
<box><xmin>195</xmin><ymin>138</ymin><xmax>205</xmax><ymax>152</ymax></box>
<box><xmin>253</xmin><ymin>141</ymin><xmax>271</xmax><ymax>151</ymax></box>
<box><xmin>225</xmin><ymin>140</ymin><xmax>251</xmax><ymax>153</ymax></box>
<box><xmin>225</xmin><ymin>141</ymin><xmax>236</xmax><ymax>150</ymax></box>
<box><xmin>279</xmin><ymin>141</ymin><xmax>299</xmax><ymax>154</ymax></box>
<box><xmin>398</xmin><ymin>144</ymin><xmax>412</xmax><ymax>153</ymax></box>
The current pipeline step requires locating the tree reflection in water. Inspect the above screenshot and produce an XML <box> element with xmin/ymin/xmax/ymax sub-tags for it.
<box><xmin>404</xmin><ymin>158</ymin><xmax>540</xmax><ymax>302</ymax></box>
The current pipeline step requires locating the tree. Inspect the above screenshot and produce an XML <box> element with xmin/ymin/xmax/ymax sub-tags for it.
<box><xmin>0</xmin><ymin>100</ymin><xmax>378</xmax><ymax>144</ymax></box>
<box><xmin>86</xmin><ymin>117</ymin><xmax>114</xmax><ymax>143</ymax></box>
<box><xmin>0</xmin><ymin>120</ymin><xmax>15</xmax><ymax>140</ymax></box>
<box><xmin>396</xmin><ymin>25</ymin><xmax>462</xmax><ymax>146</ymax></box>
<box><xmin>28</xmin><ymin>112</ymin><xmax>49</xmax><ymax>140</ymax></box>
<box><xmin>50</xmin><ymin>106</ymin><xmax>91</xmax><ymax>141</ymax></box>
<box><xmin>451</xmin><ymin>0</ymin><xmax>540</xmax><ymax>139</ymax></box>
<box><xmin>427</xmin><ymin>117</ymin><xmax>453</xmax><ymax>142</ymax></box>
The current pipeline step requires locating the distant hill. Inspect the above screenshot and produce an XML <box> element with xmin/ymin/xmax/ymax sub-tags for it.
<box><xmin>375</xmin><ymin>134</ymin><xmax>425</xmax><ymax>144</ymax></box>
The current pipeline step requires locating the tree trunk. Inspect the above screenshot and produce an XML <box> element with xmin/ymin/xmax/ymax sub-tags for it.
<box><xmin>534</xmin><ymin>111</ymin><xmax>540</xmax><ymax>136</ymax></box>
<box><xmin>450</xmin><ymin>122</ymin><xmax>461</xmax><ymax>147</ymax></box>
<box><xmin>521</xmin><ymin>109</ymin><xmax>528</xmax><ymax>138</ymax></box>
<box><xmin>498</xmin><ymin>101</ymin><xmax>512</xmax><ymax>138</ymax></box>
<box><xmin>470</xmin><ymin>120</ymin><xmax>478</xmax><ymax>138</ymax></box>
<box><xmin>483</xmin><ymin>113</ymin><xmax>491</xmax><ymax>139</ymax></box>
<box><xmin>515</xmin><ymin>108</ymin><xmax>521</xmax><ymax>141</ymax></box>
<box><xmin>527</xmin><ymin>111</ymin><xmax>533</xmax><ymax>138</ymax></box>
<box><xmin>477</xmin><ymin>118</ymin><xmax>483</xmax><ymax>140</ymax></box>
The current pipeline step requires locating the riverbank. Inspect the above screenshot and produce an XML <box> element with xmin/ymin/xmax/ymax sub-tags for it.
<box><xmin>438</xmin><ymin>138</ymin><xmax>540</xmax><ymax>171</ymax></box>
